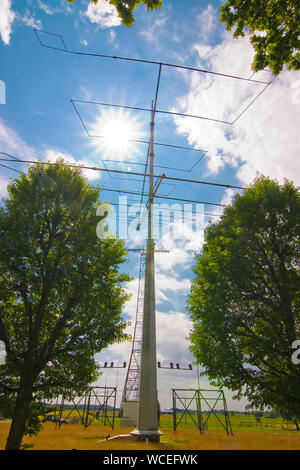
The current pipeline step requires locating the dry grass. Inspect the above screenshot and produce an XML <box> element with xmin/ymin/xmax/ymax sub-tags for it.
<box><xmin>1</xmin><ymin>421</ymin><xmax>300</xmax><ymax>450</ymax></box>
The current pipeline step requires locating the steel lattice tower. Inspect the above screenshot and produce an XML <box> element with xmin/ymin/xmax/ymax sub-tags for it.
<box><xmin>121</xmin><ymin>251</ymin><xmax>145</xmax><ymax>405</ymax></box>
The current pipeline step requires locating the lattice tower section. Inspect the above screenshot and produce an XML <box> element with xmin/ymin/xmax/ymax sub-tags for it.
<box><xmin>121</xmin><ymin>252</ymin><xmax>145</xmax><ymax>405</ymax></box>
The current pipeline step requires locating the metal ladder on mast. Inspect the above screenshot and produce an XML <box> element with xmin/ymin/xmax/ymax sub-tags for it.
<box><xmin>120</xmin><ymin>251</ymin><xmax>146</xmax><ymax>407</ymax></box>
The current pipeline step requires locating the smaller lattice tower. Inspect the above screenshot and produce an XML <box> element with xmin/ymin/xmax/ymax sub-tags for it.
<box><xmin>120</xmin><ymin>252</ymin><xmax>145</xmax><ymax>425</ymax></box>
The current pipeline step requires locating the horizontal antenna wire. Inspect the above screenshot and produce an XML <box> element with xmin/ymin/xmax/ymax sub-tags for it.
<box><xmin>34</xmin><ymin>29</ymin><xmax>271</xmax><ymax>85</ymax></box>
<box><xmin>101</xmin><ymin>187</ymin><xmax>227</xmax><ymax>207</ymax></box>
<box><xmin>0</xmin><ymin>153</ymin><xmax>22</xmax><ymax>173</ymax></box>
<box><xmin>72</xmin><ymin>100</ymin><xmax>208</xmax><ymax>154</ymax></box>
<box><xmin>71</xmin><ymin>99</ymin><xmax>208</xmax><ymax>154</ymax></box>
<box><xmin>0</xmin><ymin>163</ymin><xmax>20</xmax><ymax>173</ymax></box>
<box><xmin>0</xmin><ymin>156</ymin><xmax>228</xmax><ymax>207</ymax></box>
<box><xmin>72</xmin><ymin>98</ymin><xmax>231</xmax><ymax>125</ymax></box>
<box><xmin>37</xmin><ymin>29</ymin><xmax>273</xmax><ymax>125</ymax></box>
<box><xmin>0</xmin><ymin>157</ymin><xmax>244</xmax><ymax>191</ymax></box>
<box><xmin>102</xmin><ymin>155</ymin><xmax>207</xmax><ymax>173</ymax></box>
<box><xmin>108</xmin><ymin>201</ymin><xmax>223</xmax><ymax>218</ymax></box>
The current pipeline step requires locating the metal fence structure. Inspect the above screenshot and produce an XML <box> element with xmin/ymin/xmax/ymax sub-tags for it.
<box><xmin>172</xmin><ymin>388</ymin><xmax>233</xmax><ymax>436</ymax></box>
<box><xmin>53</xmin><ymin>386</ymin><xmax>117</xmax><ymax>430</ymax></box>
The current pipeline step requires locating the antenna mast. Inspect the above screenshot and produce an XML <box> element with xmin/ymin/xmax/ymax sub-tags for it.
<box><xmin>131</xmin><ymin>101</ymin><xmax>162</xmax><ymax>442</ymax></box>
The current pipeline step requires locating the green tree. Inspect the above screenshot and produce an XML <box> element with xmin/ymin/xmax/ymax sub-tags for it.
<box><xmin>219</xmin><ymin>0</ymin><xmax>300</xmax><ymax>75</ymax></box>
<box><xmin>0</xmin><ymin>160</ymin><xmax>130</xmax><ymax>450</ymax></box>
<box><xmin>188</xmin><ymin>176</ymin><xmax>300</xmax><ymax>424</ymax></box>
<box><xmin>67</xmin><ymin>0</ymin><xmax>163</xmax><ymax>27</ymax></box>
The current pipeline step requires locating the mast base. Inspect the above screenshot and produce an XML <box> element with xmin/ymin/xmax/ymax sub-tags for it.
<box><xmin>130</xmin><ymin>429</ymin><xmax>163</xmax><ymax>443</ymax></box>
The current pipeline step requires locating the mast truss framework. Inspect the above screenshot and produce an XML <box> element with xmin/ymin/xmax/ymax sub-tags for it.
<box><xmin>120</xmin><ymin>247</ymin><xmax>169</xmax><ymax>409</ymax></box>
<box><xmin>121</xmin><ymin>251</ymin><xmax>146</xmax><ymax>405</ymax></box>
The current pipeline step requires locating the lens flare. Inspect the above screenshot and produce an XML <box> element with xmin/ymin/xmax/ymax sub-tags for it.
<box><xmin>90</xmin><ymin>109</ymin><xmax>145</xmax><ymax>160</ymax></box>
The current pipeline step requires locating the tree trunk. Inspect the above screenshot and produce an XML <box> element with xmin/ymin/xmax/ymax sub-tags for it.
<box><xmin>5</xmin><ymin>374</ymin><xmax>34</xmax><ymax>450</ymax></box>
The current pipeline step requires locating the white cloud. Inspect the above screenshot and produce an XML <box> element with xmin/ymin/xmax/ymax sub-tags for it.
<box><xmin>0</xmin><ymin>2</ymin><xmax>43</xmax><ymax>45</ymax></box>
<box><xmin>196</xmin><ymin>4</ymin><xmax>217</xmax><ymax>43</ymax></box>
<box><xmin>83</xmin><ymin>0</ymin><xmax>121</xmax><ymax>28</ymax></box>
<box><xmin>122</xmin><ymin>276</ymin><xmax>140</xmax><ymax>323</ymax></box>
<box><xmin>140</xmin><ymin>14</ymin><xmax>168</xmax><ymax>44</ymax></box>
<box><xmin>234</xmin><ymin>72</ymin><xmax>300</xmax><ymax>184</ymax></box>
<box><xmin>0</xmin><ymin>118</ymin><xmax>31</xmax><ymax>197</ymax></box>
<box><xmin>0</xmin><ymin>118</ymin><xmax>35</xmax><ymax>159</ymax></box>
<box><xmin>153</xmin><ymin>211</ymin><xmax>205</xmax><ymax>274</ymax></box>
<box><xmin>156</xmin><ymin>246</ymin><xmax>191</xmax><ymax>272</ymax></box>
<box><xmin>22</xmin><ymin>10</ymin><xmax>42</xmax><ymax>29</ymax></box>
<box><xmin>204</xmin><ymin>188</ymin><xmax>237</xmax><ymax>227</ymax></box>
<box><xmin>0</xmin><ymin>120</ymin><xmax>106</xmax><ymax>199</ymax></box>
<box><xmin>156</xmin><ymin>310</ymin><xmax>192</xmax><ymax>363</ymax></box>
<box><xmin>37</xmin><ymin>1</ymin><xmax>58</xmax><ymax>15</ymax></box>
<box><xmin>156</xmin><ymin>309</ymin><xmax>196</xmax><ymax>410</ymax></box>
<box><xmin>155</xmin><ymin>271</ymin><xmax>191</xmax><ymax>305</ymax></box>
<box><xmin>108</xmin><ymin>29</ymin><xmax>118</xmax><ymax>47</ymax></box>
<box><xmin>0</xmin><ymin>0</ymin><xmax>15</xmax><ymax>45</ymax></box>
<box><xmin>172</xmin><ymin>32</ymin><xmax>300</xmax><ymax>186</ymax></box>
<box><xmin>0</xmin><ymin>120</ymin><xmax>104</xmax><ymax>187</ymax></box>
<box><xmin>0</xmin><ymin>118</ymin><xmax>36</xmax><ymax>198</ymax></box>
<box><xmin>44</xmin><ymin>148</ymin><xmax>101</xmax><ymax>181</ymax></box>
<box><xmin>0</xmin><ymin>174</ymin><xmax>9</xmax><ymax>197</ymax></box>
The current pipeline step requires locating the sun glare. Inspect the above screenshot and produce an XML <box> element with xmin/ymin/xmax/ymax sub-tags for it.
<box><xmin>91</xmin><ymin>109</ymin><xmax>145</xmax><ymax>160</ymax></box>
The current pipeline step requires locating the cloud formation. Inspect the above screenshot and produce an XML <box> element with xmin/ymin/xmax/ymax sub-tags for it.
<box><xmin>0</xmin><ymin>0</ymin><xmax>15</xmax><ymax>45</ymax></box>
<box><xmin>173</xmin><ymin>32</ymin><xmax>300</xmax><ymax>186</ymax></box>
<box><xmin>44</xmin><ymin>148</ymin><xmax>102</xmax><ymax>181</ymax></box>
<box><xmin>22</xmin><ymin>10</ymin><xmax>42</xmax><ymax>30</ymax></box>
<box><xmin>0</xmin><ymin>119</ymin><xmax>103</xmax><ymax>197</ymax></box>
<box><xmin>0</xmin><ymin>118</ymin><xmax>34</xmax><ymax>158</ymax></box>
<box><xmin>196</xmin><ymin>4</ymin><xmax>218</xmax><ymax>43</ymax></box>
<box><xmin>0</xmin><ymin>118</ymin><xmax>37</xmax><ymax>196</ymax></box>
<box><xmin>83</xmin><ymin>0</ymin><xmax>121</xmax><ymax>28</ymax></box>
<box><xmin>37</xmin><ymin>1</ymin><xmax>58</xmax><ymax>15</ymax></box>
<box><xmin>140</xmin><ymin>14</ymin><xmax>168</xmax><ymax>45</ymax></box>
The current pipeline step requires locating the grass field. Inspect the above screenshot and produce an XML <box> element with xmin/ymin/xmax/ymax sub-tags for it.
<box><xmin>1</xmin><ymin>413</ymin><xmax>300</xmax><ymax>450</ymax></box>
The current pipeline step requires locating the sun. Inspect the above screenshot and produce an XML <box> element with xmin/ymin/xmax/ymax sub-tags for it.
<box><xmin>90</xmin><ymin>108</ymin><xmax>145</xmax><ymax>160</ymax></box>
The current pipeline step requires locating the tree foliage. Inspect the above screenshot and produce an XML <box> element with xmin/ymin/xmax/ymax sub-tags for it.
<box><xmin>188</xmin><ymin>176</ymin><xmax>300</xmax><ymax>422</ymax></box>
<box><xmin>0</xmin><ymin>160</ymin><xmax>131</xmax><ymax>449</ymax></box>
<box><xmin>219</xmin><ymin>0</ymin><xmax>300</xmax><ymax>75</ymax></box>
<box><xmin>68</xmin><ymin>0</ymin><xmax>162</xmax><ymax>27</ymax></box>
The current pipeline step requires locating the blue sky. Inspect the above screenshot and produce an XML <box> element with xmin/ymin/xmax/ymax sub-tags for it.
<box><xmin>1</xmin><ymin>0</ymin><xmax>299</xmax><ymax>412</ymax></box>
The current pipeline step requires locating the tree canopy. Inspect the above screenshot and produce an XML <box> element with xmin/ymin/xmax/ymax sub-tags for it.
<box><xmin>67</xmin><ymin>0</ymin><xmax>162</xmax><ymax>27</ymax></box>
<box><xmin>219</xmin><ymin>0</ymin><xmax>300</xmax><ymax>75</ymax></box>
<box><xmin>188</xmin><ymin>176</ymin><xmax>300</xmax><ymax>423</ymax></box>
<box><xmin>0</xmin><ymin>160</ymin><xmax>130</xmax><ymax>449</ymax></box>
